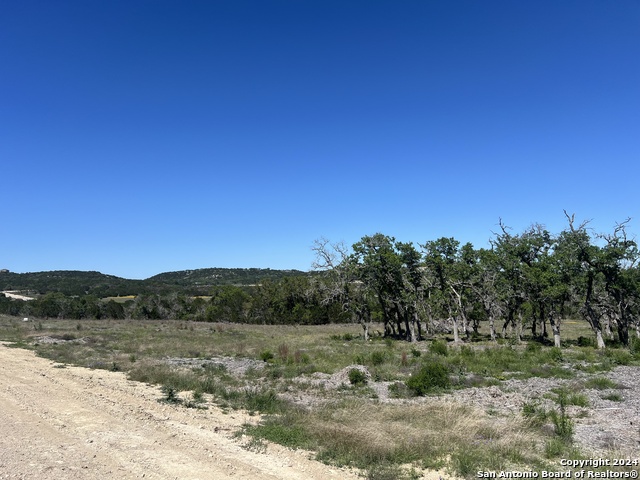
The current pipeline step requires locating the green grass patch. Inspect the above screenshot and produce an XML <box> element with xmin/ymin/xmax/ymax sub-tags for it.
<box><xmin>584</xmin><ymin>376</ymin><xmax>619</xmax><ymax>390</ymax></box>
<box><xmin>601</xmin><ymin>392</ymin><xmax>623</xmax><ymax>402</ymax></box>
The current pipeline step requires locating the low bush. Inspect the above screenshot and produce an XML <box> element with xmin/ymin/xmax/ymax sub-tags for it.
<box><xmin>550</xmin><ymin>390</ymin><xmax>573</xmax><ymax>441</ymax></box>
<box><xmin>406</xmin><ymin>361</ymin><xmax>450</xmax><ymax>396</ymax></box>
<box><xmin>348</xmin><ymin>368</ymin><xmax>367</xmax><ymax>386</ymax></box>
<box><xmin>259</xmin><ymin>350</ymin><xmax>274</xmax><ymax>362</ymax></box>
<box><xmin>430</xmin><ymin>339</ymin><xmax>448</xmax><ymax>356</ymax></box>
<box><xmin>370</xmin><ymin>351</ymin><xmax>386</xmax><ymax>366</ymax></box>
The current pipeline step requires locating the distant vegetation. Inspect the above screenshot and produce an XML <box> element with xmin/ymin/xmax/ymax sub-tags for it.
<box><xmin>2</xmin><ymin>213</ymin><xmax>640</xmax><ymax>349</ymax></box>
<box><xmin>0</xmin><ymin>268</ymin><xmax>309</xmax><ymax>296</ymax></box>
<box><xmin>147</xmin><ymin>267</ymin><xmax>308</xmax><ymax>288</ymax></box>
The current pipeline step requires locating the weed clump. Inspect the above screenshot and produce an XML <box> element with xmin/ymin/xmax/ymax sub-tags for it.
<box><xmin>522</xmin><ymin>401</ymin><xmax>548</xmax><ymax>426</ymax></box>
<box><xmin>160</xmin><ymin>385</ymin><xmax>180</xmax><ymax>404</ymax></box>
<box><xmin>259</xmin><ymin>350</ymin><xmax>274</xmax><ymax>362</ymax></box>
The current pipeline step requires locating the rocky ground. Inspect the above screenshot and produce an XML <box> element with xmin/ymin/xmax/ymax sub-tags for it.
<box><xmin>457</xmin><ymin>366</ymin><xmax>640</xmax><ymax>457</ymax></box>
<box><xmin>287</xmin><ymin>363</ymin><xmax>640</xmax><ymax>458</ymax></box>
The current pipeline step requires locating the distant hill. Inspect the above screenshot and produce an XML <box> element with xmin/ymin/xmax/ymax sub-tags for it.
<box><xmin>0</xmin><ymin>268</ymin><xmax>312</xmax><ymax>297</ymax></box>
<box><xmin>0</xmin><ymin>270</ymin><xmax>143</xmax><ymax>297</ymax></box>
<box><xmin>147</xmin><ymin>268</ymin><xmax>308</xmax><ymax>287</ymax></box>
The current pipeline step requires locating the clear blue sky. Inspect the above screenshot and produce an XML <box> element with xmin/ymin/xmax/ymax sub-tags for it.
<box><xmin>1</xmin><ymin>1</ymin><xmax>638</xmax><ymax>279</ymax></box>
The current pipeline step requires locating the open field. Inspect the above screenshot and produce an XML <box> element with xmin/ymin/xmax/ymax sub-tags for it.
<box><xmin>1</xmin><ymin>315</ymin><xmax>639</xmax><ymax>479</ymax></box>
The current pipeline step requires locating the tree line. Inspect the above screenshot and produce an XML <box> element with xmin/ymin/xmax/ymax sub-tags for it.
<box><xmin>2</xmin><ymin>213</ymin><xmax>638</xmax><ymax>349</ymax></box>
<box><xmin>310</xmin><ymin>212</ymin><xmax>639</xmax><ymax>348</ymax></box>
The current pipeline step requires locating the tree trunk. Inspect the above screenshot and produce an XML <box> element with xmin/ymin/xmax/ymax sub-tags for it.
<box><xmin>502</xmin><ymin>308</ymin><xmax>513</xmax><ymax>339</ymax></box>
<box><xmin>424</xmin><ymin>303</ymin><xmax>434</xmax><ymax>336</ymax></box>
<box><xmin>583</xmin><ymin>294</ymin><xmax>606</xmax><ymax>349</ymax></box>
<box><xmin>617</xmin><ymin>320</ymin><xmax>629</xmax><ymax>347</ymax></box>
<box><xmin>452</xmin><ymin>316</ymin><xmax>461</xmax><ymax>343</ymax></box>
<box><xmin>531</xmin><ymin>305</ymin><xmax>538</xmax><ymax>338</ymax></box>
<box><xmin>605</xmin><ymin>316</ymin><xmax>613</xmax><ymax>339</ymax></box>
<box><xmin>472</xmin><ymin>315</ymin><xmax>480</xmax><ymax>335</ymax></box>
<box><xmin>360</xmin><ymin>309</ymin><xmax>370</xmax><ymax>341</ymax></box>
<box><xmin>461</xmin><ymin>310</ymin><xmax>470</xmax><ymax>341</ymax></box>
<box><xmin>501</xmin><ymin>318</ymin><xmax>509</xmax><ymax>339</ymax></box>
<box><xmin>412</xmin><ymin>310</ymin><xmax>421</xmax><ymax>342</ymax></box>
<box><xmin>362</xmin><ymin>322</ymin><xmax>369</xmax><ymax>341</ymax></box>
<box><xmin>450</xmin><ymin>286</ymin><xmax>469</xmax><ymax>341</ymax></box>
<box><xmin>489</xmin><ymin>314</ymin><xmax>496</xmax><ymax>342</ymax></box>
<box><xmin>550</xmin><ymin>320</ymin><xmax>561</xmax><ymax>348</ymax></box>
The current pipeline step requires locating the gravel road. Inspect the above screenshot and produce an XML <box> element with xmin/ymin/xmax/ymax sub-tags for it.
<box><xmin>0</xmin><ymin>343</ymin><xmax>359</xmax><ymax>480</ymax></box>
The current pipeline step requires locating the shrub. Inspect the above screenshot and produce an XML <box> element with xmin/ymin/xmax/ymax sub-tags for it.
<box><xmin>549</xmin><ymin>347</ymin><xmax>563</xmax><ymax>363</ymax></box>
<box><xmin>430</xmin><ymin>340</ymin><xmax>448</xmax><ymax>356</ymax></box>
<box><xmin>406</xmin><ymin>362</ymin><xmax>450</xmax><ymax>396</ymax></box>
<box><xmin>259</xmin><ymin>350</ymin><xmax>274</xmax><ymax>362</ymax></box>
<box><xmin>526</xmin><ymin>341</ymin><xmax>542</xmax><ymax>353</ymax></box>
<box><xmin>550</xmin><ymin>390</ymin><xmax>573</xmax><ymax>441</ymax></box>
<box><xmin>604</xmin><ymin>348</ymin><xmax>633</xmax><ymax>365</ymax></box>
<box><xmin>577</xmin><ymin>336</ymin><xmax>595</xmax><ymax>348</ymax></box>
<box><xmin>370</xmin><ymin>351</ymin><xmax>386</xmax><ymax>366</ymax></box>
<box><xmin>348</xmin><ymin>368</ymin><xmax>367</xmax><ymax>386</ymax></box>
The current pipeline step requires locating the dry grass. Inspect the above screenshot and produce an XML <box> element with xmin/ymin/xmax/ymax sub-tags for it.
<box><xmin>102</xmin><ymin>295</ymin><xmax>136</xmax><ymax>303</ymax></box>
<box><xmin>246</xmin><ymin>399</ymin><xmax>550</xmax><ymax>478</ymax></box>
